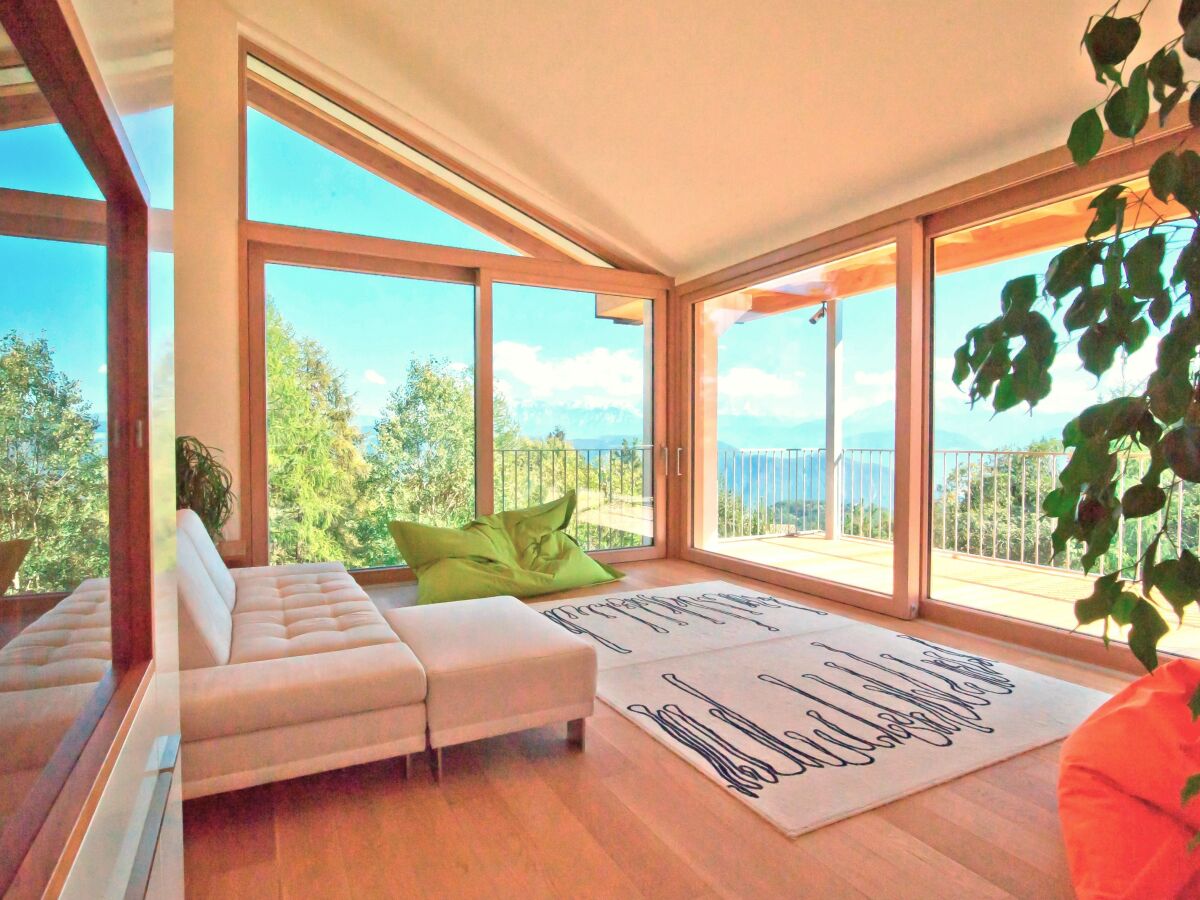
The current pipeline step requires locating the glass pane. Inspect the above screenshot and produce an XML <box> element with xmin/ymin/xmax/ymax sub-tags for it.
<box><xmin>693</xmin><ymin>244</ymin><xmax>898</xmax><ymax>594</ymax></box>
<box><xmin>930</xmin><ymin>178</ymin><xmax>1199</xmax><ymax>657</ymax></box>
<box><xmin>264</xmin><ymin>264</ymin><xmax>476</xmax><ymax>567</ymax></box>
<box><xmin>0</xmin><ymin>22</ymin><xmax>111</xmax><ymax>839</ymax></box>
<box><xmin>247</xmin><ymin>108</ymin><xmax>518</xmax><ymax>255</ymax></box>
<box><xmin>492</xmin><ymin>283</ymin><xmax>654</xmax><ymax>551</ymax></box>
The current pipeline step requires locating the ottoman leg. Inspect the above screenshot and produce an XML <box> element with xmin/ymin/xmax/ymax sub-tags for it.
<box><xmin>567</xmin><ymin>718</ymin><xmax>586</xmax><ymax>749</ymax></box>
<box><xmin>402</xmin><ymin>753</ymin><xmax>411</xmax><ymax>779</ymax></box>
<box><xmin>428</xmin><ymin>745</ymin><xmax>443</xmax><ymax>783</ymax></box>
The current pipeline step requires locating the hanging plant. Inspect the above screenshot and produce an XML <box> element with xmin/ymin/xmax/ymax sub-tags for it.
<box><xmin>953</xmin><ymin>0</ymin><xmax>1200</xmax><ymax>814</ymax></box>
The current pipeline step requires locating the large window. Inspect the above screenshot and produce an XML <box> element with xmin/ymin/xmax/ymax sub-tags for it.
<box><xmin>493</xmin><ymin>283</ymin><xmax>654</xmax><ymax>551</ymax></box>
<box><xmin>242</xmin><ymin>51</ymin><xmax>668</xmax><ymax>570</ymax></box>
<box><xmin>2</xmin><ymin>236</ymin><xmax>109</xmax><ymax>594</ymax></box>
<box><xmin>0</xmin><ymin>11</ymin><xmax>156</xmax><ymax>889</ymax></box>
<box><xmin>263</xmin><ymin>264</ymin><xmax>476</xmax><ymax>567</ymax></box>
<box><xmin>930</xmin><ymin>180</ymin><xmax>1199</xmax><ymax>657</ymax></box>
<box><xmin>692</xmin><ymin>244</ymin><xmax>898</xmax><ymax>596</ymax></box>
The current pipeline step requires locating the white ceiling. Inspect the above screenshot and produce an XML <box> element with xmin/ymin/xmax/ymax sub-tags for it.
<box><xmin>227</xmin><ymin>0</ymin><xmax>1182</xmax><ymax>281</ymax></box>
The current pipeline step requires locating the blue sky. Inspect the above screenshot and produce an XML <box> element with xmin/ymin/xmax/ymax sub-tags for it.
<box><xmin>0</xmin><ymin>102</ymin><xmax>1181</xmax><ymax>457</ymax></box>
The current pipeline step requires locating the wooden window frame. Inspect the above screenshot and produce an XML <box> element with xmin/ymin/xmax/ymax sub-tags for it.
<box><xmin>0</xmin><ymin>0</ymin><xmax>156</xmax><ymax>894</ymax></box>
<box><xmin>236</xmin><ymin>45</ymin><xmax>673</xmax><ymax>577</ymax></box>
<box><xmin>679</xmin><ymin>225</ymin><xmax>921</xmax><ymax>620</ymax></box>
<box><xmin>241</xmin><ymin>227</ymin><xmax>670</xmax><ymax>578</ymax></box>
<box><xmin>673</xmin><ymin>107</ymin><xmax>1198</xmax><ymax>673</ymax></box>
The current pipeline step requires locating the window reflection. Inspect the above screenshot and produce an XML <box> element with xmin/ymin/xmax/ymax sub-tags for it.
<box><xmin>0</xmin><ymin>23</ymin><xmax>112</xmax><ymax>839</ymax></box>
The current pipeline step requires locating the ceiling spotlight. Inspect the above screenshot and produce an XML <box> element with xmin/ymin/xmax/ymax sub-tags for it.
<box><xmin>809</xmin><ymin>301</ymin><xmax>827</xmax><ymax>325</ymax></box>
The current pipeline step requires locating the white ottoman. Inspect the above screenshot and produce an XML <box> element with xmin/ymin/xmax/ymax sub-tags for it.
<box><xmin>385</xmin><ymin>595</ymin><xmax>597</xmax><ymax>778</ymax></box>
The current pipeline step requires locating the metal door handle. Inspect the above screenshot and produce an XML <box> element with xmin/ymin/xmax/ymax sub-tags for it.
<box><xmin>676</xmin><ymin>447</ymin><xmax>683</xmax><ymax>476</ymax></box>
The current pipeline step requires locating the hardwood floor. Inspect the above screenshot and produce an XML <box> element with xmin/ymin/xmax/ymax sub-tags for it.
<box><xmin>183</xmin><ymin>558</ymin><xmax>1130</xmax><ymax>899</ymax></box>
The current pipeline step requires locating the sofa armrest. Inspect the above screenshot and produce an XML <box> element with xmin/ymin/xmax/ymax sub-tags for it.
<box><xmin>180</xmin><ymin>643</ymin><xmax>426</xmax><ymax>742</ymax></box>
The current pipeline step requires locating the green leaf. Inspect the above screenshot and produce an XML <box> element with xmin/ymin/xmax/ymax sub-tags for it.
<box><xmin>1159</xmin><ymin>85</ymin><xmax>1187</xmax><ymax>125</ymax></box>
<box><xmin>1111</xmin><ymin>591</ymin><xmax>1139</xmax><ymax>626</ymax></box>
<box><xmin>1046</xmin><ymin>243</ymin><xmax>1101</xmax><ymax>298</ymax></box>
<box><xmin>1124</xmin><ymin>233</ymin><xmax>1167</xmax><ymax>298</ymax></box>
<box><xmin>1122</xmin><ymin>482</ymin><xmax>1167</xmax><ymax>517</ymax></box>
<box><xmin>1175</xmin><ymin>152</ymin><xmax>1200</xmax><ymax>213</ymax></box>
<box><xmin>1087</xmin><ymin>185</ymin><xmax>1127</xmax><ymax>238</ymax></box>
<box><xmin>1151</xmin><ymin>552</ymin><xmax>1200</xmax><ymax>620</ymax></box>
<box><xmin>1088</xmin><ymin>15</ymin><xmax>1142</xmax><ymax>66</ymax></box>
<box><xmin>1182</xmin><ymin>0</ymin><xmax>1200</xmax><ymax>30</ymax></box>
<box><xmin>1186</xmin><ymin>15</ymin><xmax>1200</xmax><ymax>60</ymax></box>
<box><xmin>1129</xmin><ymin>599</ymin><xmax>1169</xmax><ymax>671</ymax></box>
<box><xmin>1149</xmin><ymin>289</ymin><xmax>1174</xmax><ymax>328</ymax></box>
<box><xmin>1104</xmin><ymin>65</ymin><xmax>1150</xmax><ymax>138</ymax></box>
<box><xmin>992</xmin><ymin>375</ymin><xmax>1021</xmax><ymax>412</ymax></box>
<box><xmin>1079</xmin><ymin>322</ymin><xmax>1119</xmax><ymax>376</ymax></box>
<box><xmin>1001</xmin><ymin>275</ymin><xmax>1038</xmax><ymax>315</ymax></box>
<box><xmin>1190</xmin><ymin>683</ymin><xmax>1200</xmax><ymax>720</ymax></box>
<box><xmin>1149</xmin><ymin>47</ymin><xmax>1185</xmax><ymax>96</ymax></box>
<box><xmin>1150</xmin><ymin>152</ymin><xmax>1183</xmax><ymax>202</ymax></box>
<box><xmin>1165</xmin><ymin>424</ymin><xmax>1200</xmax><ymax>481</ymax></box>
<box><xmin>1192</xmin><ymin>90</ymin><xmax>1200</xmax><ymax>128</ymax></box>
<box><xmin>1075</xmin><ymin>572</ymin><xmax>1123</xmax><ymax>625</ymax></box>
<box><xmin>1068</xmin><ymin>109</ymin><xmax>1104</xmax><ymax>166</ymax></box>
<box><xmin>1183</xmin><ymin>773</ymin><xmax>1200</xmax><ymax>805</ymax></box>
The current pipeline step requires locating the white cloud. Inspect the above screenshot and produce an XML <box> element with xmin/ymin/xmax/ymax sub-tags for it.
<box><xmin>363</xmin><ymin>369</ymin><xmax>387</xmax><ymax>385</ymax></box>
<box><xmin>493</xmin><ymin>341</ymin><xmax>644</xmax><ymax>412</ymax></box>
<box><xmin>447</xmin><ymin>361</ymin><xmax>469</xmax><ymax>373</ymax></box>
<box><xmin>97</xmin><ymin>364</ymin><xmax>107</xmax><ymax>375</ymax></box>
<box><xmin>716</xmin><ymin>366</ymin><xmax>812</xmax><ymax>418</ymax></box>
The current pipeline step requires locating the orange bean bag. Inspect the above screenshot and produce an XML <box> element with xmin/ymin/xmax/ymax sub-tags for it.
<box><xmin>1059</xmin><ymin>659</ymin><xmax>1200</xmax><ymax>899</ymax></box>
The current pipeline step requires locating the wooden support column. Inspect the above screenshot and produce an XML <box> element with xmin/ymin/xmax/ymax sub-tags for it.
<box><xmin>475</xmin><ymin>270</ymin><xmax>494</xmax><ymax>517</ymax></box>
<box><xmin>824</xmin><ymin>298</ymin><xmax>843</xmax><ymax>540</ymax></box>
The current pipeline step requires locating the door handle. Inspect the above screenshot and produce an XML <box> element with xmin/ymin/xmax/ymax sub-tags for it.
<box><xmin>676</xmin><ymin>447</ymin><xmax>683</xmax><ymax>477</ymax></box>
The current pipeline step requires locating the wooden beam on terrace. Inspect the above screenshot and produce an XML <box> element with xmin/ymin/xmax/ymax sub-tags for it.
<box><xmin>718</xmin><ymin>174</ymin><xmax>1192</xmax><ymax>322</ymax></box>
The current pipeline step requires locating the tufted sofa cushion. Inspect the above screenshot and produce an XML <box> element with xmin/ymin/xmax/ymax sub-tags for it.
<box><xmin>0</xmin><ymin>578</ymin><xmax>111</xmax><ymax>691</ymax></box>
<box><xmin>229</xmin><ymin>563</ymin><xmax>400</xmax><ymax>664</ymax></box>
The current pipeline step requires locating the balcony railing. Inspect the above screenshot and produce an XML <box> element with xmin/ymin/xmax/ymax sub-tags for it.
<box><xmin>717</xmin><ymin>447</ymin><xmax>1200</xmax><ymax>577</ymax></box>
<box><xmin>494</xmin><ymin>447</ymin><xmax>653</xmax><ymax>553</ymax></box>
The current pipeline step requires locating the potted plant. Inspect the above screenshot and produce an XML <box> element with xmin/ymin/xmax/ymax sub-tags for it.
<box><xmin>176</xmin><ymin>435</ymin><xmax>235</xmax><ymax>542</ymax></box>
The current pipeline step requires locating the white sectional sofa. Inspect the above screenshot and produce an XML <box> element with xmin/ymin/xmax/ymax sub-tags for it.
<box><xmin>176</xmin><ymin>510</ymin><xmax>428</xmax><ymax>798</ymax></box>
<box><xmin>175</xmin><ymin>509</ymin><xmax>597</xmax><ymax>797</ymax></box>
<box><xmin>0</xmin><ymin>578</ymin><xmax>112</xmax><ymax>822</ymax></box>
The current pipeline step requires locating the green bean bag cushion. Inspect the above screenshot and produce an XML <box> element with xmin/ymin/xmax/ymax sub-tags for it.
<box><xmin>388</xmin><ymin>491</ymin><xmax>623</xmax><ymax>604</ymax></box>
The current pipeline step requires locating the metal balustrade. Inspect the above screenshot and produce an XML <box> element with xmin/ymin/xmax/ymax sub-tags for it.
<box><xmin>493</xmin><ymin>447</ymin><xmax>653</xmax><ymax>552</ymax></box>
<box><xmin>716</xmin><ymin>447</ymin><xmax>1200</xmax><ymax>577</ymax></box>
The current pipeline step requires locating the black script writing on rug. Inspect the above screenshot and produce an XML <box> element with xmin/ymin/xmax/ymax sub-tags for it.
<box><xmin>626</xmin><ymin>637</ymin><xmax>1016</xmax><ymax>798</ymax></box>
<box><xmin>540</xmin><ymin>590</ymin><xmax>827</xmax><ymax>655</ymax></box>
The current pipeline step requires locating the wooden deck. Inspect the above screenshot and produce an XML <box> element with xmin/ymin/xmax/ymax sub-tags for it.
<box><xmin>713</xmin><ymin>533</ymin><xmax>1200</xmax><ymax>658</ymax></box>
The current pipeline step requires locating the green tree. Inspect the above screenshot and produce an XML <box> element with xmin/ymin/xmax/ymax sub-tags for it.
<box><xmin>357</xmin><ymin>358</ymin><xmax>505</xmax><ymax>564</ymax></box>
<box><xmin>265</xmin><ymin>303</ymin><xmax>368</xmax><ymax>566</ymax></box>
<box><xmin>0</xmin><ymin>332</ymin><xmax>108</xmax><ymax>593</ymax></box>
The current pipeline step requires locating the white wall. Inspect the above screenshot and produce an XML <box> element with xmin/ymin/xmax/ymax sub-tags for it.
<box><xmin>174</xmin><ymin>0</ymin><xmax>245</xmax><ymax>542</ymax></box>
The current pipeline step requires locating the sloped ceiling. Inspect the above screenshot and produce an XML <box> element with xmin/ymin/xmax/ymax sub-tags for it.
<box><xmin>226</xmin><ymin>0</ymin><xmax>1182</xmax><ymax>280</ymax></box>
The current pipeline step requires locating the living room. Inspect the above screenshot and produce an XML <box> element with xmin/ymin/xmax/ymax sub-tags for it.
<box><xmin>1</xmin><ymin>0</ymin><xmax>1199</xmax><ymax>897</ymax></box>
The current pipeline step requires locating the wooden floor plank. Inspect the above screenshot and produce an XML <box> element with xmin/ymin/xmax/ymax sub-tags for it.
<box><xmin>183</xmin><ymin>557</ymin><xmax>1121</xmax><ymax>899</ymax></box>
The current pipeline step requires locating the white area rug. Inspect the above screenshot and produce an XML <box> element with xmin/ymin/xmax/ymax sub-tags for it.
<box><xmin>532</xmin><ymin>580</ymin><xmax>1107</xmax><ymax>837</ymax></box>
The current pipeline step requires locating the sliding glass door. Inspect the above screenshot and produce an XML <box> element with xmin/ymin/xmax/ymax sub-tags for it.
<box><xmin>250</xmin><ymin>258</ymin><xmax>666</xmax><ymax>570</ymax></box>
<box><xmin>492</xmin><ymin>282</ymin><xmax>656</xmax><ymax>552</ymax></box>
<box><xmin>691</xmin><ymin>242</ymin><xmax>900</xmax><ymax>601</ymax></box>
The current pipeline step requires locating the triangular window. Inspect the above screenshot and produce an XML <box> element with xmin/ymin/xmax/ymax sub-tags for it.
<box><xmin>245</xmin><ymin>57</ymin><xmax>609</xmax><ymax>264</ymax></box>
